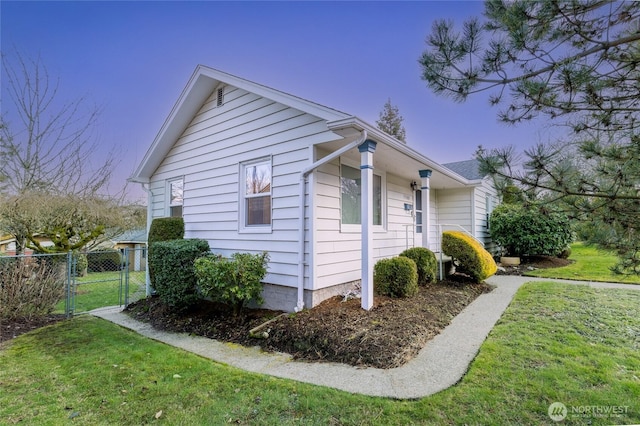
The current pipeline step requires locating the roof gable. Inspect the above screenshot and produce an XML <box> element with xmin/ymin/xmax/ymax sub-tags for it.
<box><xmin>442</xmin><ymin>159</ymin><xmax>486</xmax><ymax>181</ymax></box>
<box><xmin>130</xmin><ymin>65</ymin><xmax>349</xmax><ymax>182</ymax></box>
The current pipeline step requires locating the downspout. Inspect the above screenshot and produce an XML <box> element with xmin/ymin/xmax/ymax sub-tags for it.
<box><xmin>141</xmin><ymin>182</ymin><xmax>153</xmax><ymax>297</ymax></box>
<box><xmin>295</xmin><ymin>130</ymin><xmax>367</xmax><ymax>312</ymax></box>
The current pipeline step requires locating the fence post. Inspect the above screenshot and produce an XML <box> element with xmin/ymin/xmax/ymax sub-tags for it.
<box><xmin>66</xmin><ymin>251</ymin><xmax>73</xmax><ymax>318</ymax></box>
<box><xmin>124</xmin><ymin>247</ymin><xmax>130</xmax><ymax>307</ymax></box>
<box><xmin>118</xmin><ymin>249</ymin><xmax>124</xmax><ymax>306</ymax></box>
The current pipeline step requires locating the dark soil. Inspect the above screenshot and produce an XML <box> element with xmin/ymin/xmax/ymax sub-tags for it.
<box><xmin>496</xmin><ymin>255</ymin><xmax>573</xmax><ymax>276</ymax></box>
<box><xmin>126</xmin><ymin>277</ymin><xmax>493</xmax><ymax>369</ymax></box>
<box><xmin>0</xmin><ymin>314</ymin><xmax>67</xmax><ymax>345</ymax></box>
<box><xmin>1</xmin><ymin>256</ymin><xmax>571</xmax><ymax>365</ymax></box>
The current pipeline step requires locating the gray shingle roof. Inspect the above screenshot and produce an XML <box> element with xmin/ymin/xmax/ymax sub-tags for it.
<box><xmin>442</xmin><ymin>159</ymin><xmax>485</xmax><ymax>180</ymax></box>
<box><xmin>113</xmin><ymin>228</ymin><xmax>147</xmax><ymax>243</ymax></box>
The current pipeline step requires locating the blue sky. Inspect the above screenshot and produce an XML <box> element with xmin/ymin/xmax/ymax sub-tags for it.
<box><xmin>2</xmin><ymin>1</ymin><xmax>548</xmax><ymax>201</ymax></box>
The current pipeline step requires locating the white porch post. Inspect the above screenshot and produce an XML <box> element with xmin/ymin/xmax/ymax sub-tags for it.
<box><xmin>419</xmin><ymin>170</ymin><xmax>432</xmax><ymax>250</ymax></box>
<box><xmin>359</xmin><ymin>140</ymin><xmax>377</xmax><ymax>311</ymax></box>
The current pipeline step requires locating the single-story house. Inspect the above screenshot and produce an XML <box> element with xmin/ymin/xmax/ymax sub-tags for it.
<box><xmin>130</xmin><ymin>65</ymin><xmax>499</xmax><ymax>312</ymax></box>
<box><xmin>0</xmin><ymin>234</ymin><xmax>54</xmax><ymax>256</ymax></box>
<box><xmin>0</xmin><ymin>235</ymin><xmax>16</xmax><ymax>254</ymax></box>
<box><xmin>112</xmin><ymin>229</ymin><xmax>147</xmax><ymax>272</ymax></box>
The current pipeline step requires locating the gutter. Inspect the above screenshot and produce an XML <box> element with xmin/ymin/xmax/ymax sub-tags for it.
<box><xmin>295</xmin><ymin>130</ymin><xmax>367</xmax><ymax>312</ymax></box>
<box><xmin>328</xmin><ymin>117</ymin><xmax>472</xmax><ymax>186</ymax></box>
<box><xmin>140</xmin><ymin>182</ymin><xmax>153</xmax><ymax>297</ymax></box>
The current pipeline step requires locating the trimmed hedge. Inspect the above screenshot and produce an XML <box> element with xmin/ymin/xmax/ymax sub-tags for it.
<box><xmin>148</xmin><ymin>217</ymin><xmax>184</xmax><ymax>243</ymax></box>
<box><xmin>148</xmin><ymin>217</ymin><xmax>185</xmax><ymax>289</ymax></box>
<box><xmin>149</xmin><ymin>238</ymin><xmax>210</xmax><ymax>311</ymax></box>
<box><xmin>87</xmin><ymin>249</ymin><xmax>122</xmax><ymax>272</ymax></box>
<box><xmin>490</xmin><ymin>204</ymin><xmax>573</xmax><ymax>257</ymax></box>
<box><xmin>374</xmin><ymin>256</ymin><xmax>418</xmax><ymax>298</ymax></box>
<box><xmin>399</xmin><ymin>247</ymin><xmax>437</xmax><ymax>285</ymax></box>
<box><xmin>195</xmin><ymin>252</ymin><xmax>269</xmax><ymax>316</ymax></box>
<box><xmin>442</xmin><ymin>231</ymin><xmax>497</xmax><ymax>282</ymax></box>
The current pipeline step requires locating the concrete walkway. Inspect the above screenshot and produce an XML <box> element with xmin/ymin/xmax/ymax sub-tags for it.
<box><xmin>90</xmin><ymin>276</ymin><xmax>639</xmax><ymax>399</ymax></box>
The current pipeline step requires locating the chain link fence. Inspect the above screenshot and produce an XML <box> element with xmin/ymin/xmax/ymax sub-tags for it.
<box><xmin>0</xmin><ymin>247</ymin><xmax>147</xmax><ymax>319</ymax></box>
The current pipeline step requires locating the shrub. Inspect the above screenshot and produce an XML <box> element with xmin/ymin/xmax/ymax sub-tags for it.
<box><xmin>442</xmin><ymin>231</ymin><xmax>497</xmax><ymax>282</ymax></box>
<box><xmin>490</xmin><ymin>204</ymin><xmax>574</xmax><ymax>257</ymax></box>
<box><xmin>148</xmin><ymin>217</ymin><xmax>184</xmax><ymax>242</ymax></box>
<box><xmin>148</xmin><ymin>217</ymin><xmax>185</xmax><ymax>288</ymax></box>
<box><xmin>149</xmin><ymin>238</ymin><xmax>210</xmax><ymax>311</ymax></box>
<box><xmin>399</xmin><ymin>247</ymin><xmax>437</xmax><ymax>285</ymax></box>
<box><xmin>74</xmin><ymin>252</ymin><xmax>88</xmax><ymax>277</ymax></box>
<box><xmin>0</xmin><ymin>257</ymin><xmax>65</xmax><ymax>320</ymax></box>
<box><xmin>195</xmin><ymin>252</ymin><xmax>269</xmax><ymax>316</ymax></box>
<box><xmin>558</xmin><ymin>246</ymin><xmax>572</xmax><ymax>259</ymax></box>
<box><xmin>87</xmin><ymin>249</ymin><xmax>122</xmax><ymax>272</ymax></box>
<box><xmin>374</xmin><ymin>257</ymin><xmax>418</xmax><ymax>298</ymax></box>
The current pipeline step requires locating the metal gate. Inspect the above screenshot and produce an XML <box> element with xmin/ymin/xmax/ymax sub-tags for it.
<box><xmin>1</xmin><ymin>248</ymin><xmax>148</xmax><ymax>319</ymax></box>
<box><xmin>73</xmin><ymin>247</ymin><xmax>147</xmax><ymax>314</ymax></box>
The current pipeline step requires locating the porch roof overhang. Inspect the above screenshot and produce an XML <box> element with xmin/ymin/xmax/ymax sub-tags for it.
<box><xmin>324</xmin><ymin>117</ymin><xmax>473</xmax><ymax>189</ymax></box>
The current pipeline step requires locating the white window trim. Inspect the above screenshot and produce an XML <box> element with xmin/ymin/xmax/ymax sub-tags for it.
<box><xmin>166</xmin><ymin>176</ymin><xmax>184</xmax><ymax>217</ymax></box>
<box><xmin>339</xmin><ymin>158</ymin><xmax>386</xmax><ymax>234</ymax></box>
<box><xmin>239</xmin><ymin>157</ymin><xmax>273</xmax><ymax>234</ymax></box>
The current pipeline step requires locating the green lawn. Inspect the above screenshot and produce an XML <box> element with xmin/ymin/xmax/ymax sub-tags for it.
<box><xmin>54</xmin><ymin>270</ymin><xmax>147</xmax><ymax>313</ymax></box>
<box><xmin>525</xmin><ymin>242</ymin><xmax>640</xmax><ymax>284</ymax></box>
<box><xmin>3</xmin><ymin>282</ymin><xmax>638</xmax><ymax>425</ymax></box>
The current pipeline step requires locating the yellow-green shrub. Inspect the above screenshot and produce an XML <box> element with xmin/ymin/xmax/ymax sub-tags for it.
<box><xmin>442</xmin><ymin>231</ymin><xmax>497</xmax><ymax>282</ymax></box>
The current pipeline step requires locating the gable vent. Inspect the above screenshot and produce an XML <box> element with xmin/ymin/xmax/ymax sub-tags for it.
<box><xmin>216</xmin><ymin>87</ymin><xmax>224</xmax><ymax>107</ymax></box>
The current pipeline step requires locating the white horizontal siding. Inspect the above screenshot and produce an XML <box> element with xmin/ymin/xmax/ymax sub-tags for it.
<box><xmin>473</xmin><ymin>177</ymin><xmax>499</xmax><ymax>251</ymax></box>
<box><xmin>313</xmin><ymin>160</ymin><xmax>420</xmax><ymax>290</ymax></box>
<box><xmin>436</xmin><ymin>188</ymin><xmax>472</xmax><ymax>232</ymax></box>
<box><xmin>149</xmin><ymin>85</ymin><xmax>341</xmax><ymax>289</ymax></box>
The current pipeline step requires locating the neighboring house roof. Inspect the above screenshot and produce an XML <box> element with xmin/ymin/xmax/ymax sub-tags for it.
<box><xmin>113</xmin><ymin>229</ymin><xmax>147</xmax><ymax>244</ymax></box>
<box><xmin>129</xmin><ymin>65</ymin><xmax>476</xmax><ymax>188</ymax></box>
<box><xmin>443</xmin><ymin>159</ymin><xmax>486</xmax><ymax>181</ymax></box>
<box><xmin>0</xmin><ymin>235</ymin><xmax>15</xmax><ymax>245</ymax></box>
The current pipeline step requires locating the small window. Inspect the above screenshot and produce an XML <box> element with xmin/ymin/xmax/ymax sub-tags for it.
<box><xmin>486</xmin><ymin>195</ymin><xmax>495</xmax><ymax>229</ymax></box>
<box><xmin>340</xmin><ymin>164</ymin><xmax>382</xmax><ymax>226</ymax></box>
<box><xmin>415</xmin><ymin>190</ymin><xmax>423</xmax><ymax>234</ymax></box>
<box><xmin>241</xmin><ymin>159</ymin><xmax>272</xmax><ymax>230</ymax></box>
<box><xmin>216</xmin><ymin>87</ymin><xmax>224</xmax><ymax>107</ymax></box>
<box><xmin>168</xmin><ymin>178</ymin><xmax>183</xmax><ymax>217</ymax></box>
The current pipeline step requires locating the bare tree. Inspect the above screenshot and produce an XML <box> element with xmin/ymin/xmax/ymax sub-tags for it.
<box><xmin>0</xmin><ymin>52</ymin><xmax>117</xmax><ymax>197</ymax></box>
<box><xmin>0</xmin><ymin>193</ymin><xmax>144</xmax><ymax>253</ymax></box>
<box><xmin>0</xmin><ymin>51</ymin><xmax>128</xmax><ymax>254</ymax></box>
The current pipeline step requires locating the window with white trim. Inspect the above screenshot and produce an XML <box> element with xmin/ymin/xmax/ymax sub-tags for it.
<box><xmin>241</xmin><ymin>158</ymin><xmax>272</xmax><ymax>230</ymax></box>
<box><xmin>486</xmin><ymin>194</ymin><xmax>495</xmax><ymax>230</ymax></box>
<box><xmin>415</xmin><ymin>189</ymin><xmax>423</xmax><ymax>233</ymax></box>
<box><xmin>340</xmin><ymin>163</ymin><xmax>382</xmax><ymax>226</ymax></box>
<box><xmin>167</xmin><ymin>177</ymin><xmax>183</xmax><ymax>217</ymax></box>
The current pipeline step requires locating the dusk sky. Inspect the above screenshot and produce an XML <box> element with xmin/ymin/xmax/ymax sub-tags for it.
<box><xmin>2</xmin><ymin>1</ymin><xmax>549</xmax><ymax>201</ymax></box>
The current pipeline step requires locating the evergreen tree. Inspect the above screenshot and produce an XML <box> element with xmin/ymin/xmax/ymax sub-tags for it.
<box><xmin>376</xmin><ymin>98</ymin><xmax>407</xmax><ymax>143</ymax></box>
<box><xmin>419</xmin><ymin>0</ymin><xmax>640</xmax><ymax>275</ymax></box>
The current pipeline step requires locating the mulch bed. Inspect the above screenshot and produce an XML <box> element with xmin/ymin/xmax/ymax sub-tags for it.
<box><xmin>0</xmin><ymin>314</ymin><xmax>67</xmax><ymax>345</ymax></box>
<box><xmin>496</xmin><ymin>255</ymin><xmax>573</xmax><ymax>276</ymax></box>
<box><xmin>1</xmin><ymin>255</ymin><xmax>572</xmax><ymax>367</ymax></box>
<box><xmin>125</xmin><ymin>277</ymin><xmax>493</xmax><ymax>369</ymax></box>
